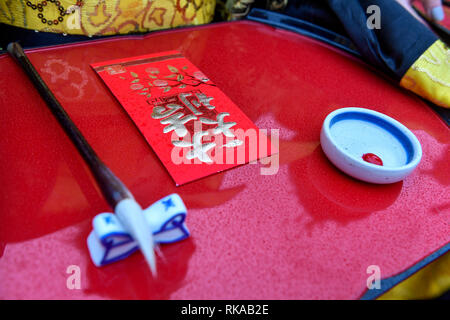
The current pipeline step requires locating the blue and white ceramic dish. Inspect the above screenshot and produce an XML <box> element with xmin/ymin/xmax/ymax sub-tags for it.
<box><xmin>320</xmin><ymin>107</ymin><xmax>422</xmax><ymax>184</ymax></box>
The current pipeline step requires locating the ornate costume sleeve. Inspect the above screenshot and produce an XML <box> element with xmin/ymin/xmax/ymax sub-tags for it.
<box><xmin>326</xmin><ymin>0</ymin><xmax>449</xmax><ymax>108</ymax></box>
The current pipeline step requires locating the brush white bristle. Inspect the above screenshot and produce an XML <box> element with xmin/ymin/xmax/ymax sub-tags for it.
<box><xmin>115</xmin><ymin>198</ymin><xmax>157</xmax><ymax>276</ymax></box>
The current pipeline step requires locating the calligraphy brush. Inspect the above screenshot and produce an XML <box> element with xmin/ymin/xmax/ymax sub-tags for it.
<box><xmin>7</xmin><ymin>42</ymin><xmax>157</xmax><ymax>276</ymax></box>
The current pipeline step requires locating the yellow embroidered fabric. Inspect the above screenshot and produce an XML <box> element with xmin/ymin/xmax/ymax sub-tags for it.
<box><xmin>400</xmin><ymin>40</ymin><xmax>450</xmax><ymax>109</ymax></box>
<box><xmin>0</xmin><ymin>0</ymin><xmax>216</xmax><ymax>36</ymax></box>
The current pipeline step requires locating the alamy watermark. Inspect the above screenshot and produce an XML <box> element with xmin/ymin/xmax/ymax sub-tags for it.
<box><xmin>169</xmin><ymin>120</ymin><xmax>280</xmax><ymax>175</ymax></box>
<box><xmin>366</xmin><ymin>265</ymin><xmax>381</xmax><ymax>290</ymax></box>
<box><xmin>65</xmin><ymin>5</ymin><xmax>81</xmax><ymax>31</ymax></box>
<box><xmin>66</xmin><ymin>265</ymin><xmax>81</xmax><ymax>290</ymax></box>
<box><xmin>367</xmin><ymin>5</ymin><xmax>381</xmax><ymax>30</ymax></box>
<box><xmin>67</xmin><ymin>4</ymin><xmax>381</xmax><ymax>31</ymax></box>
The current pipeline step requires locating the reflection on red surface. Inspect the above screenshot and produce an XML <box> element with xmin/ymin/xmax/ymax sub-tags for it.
<box><xmin>422</xmin><ymin>145</ymin><xmax>450</xmax><ymax>186</ymax></box>
<box><xmin>85</xmin><ymin>240</ymin><xmax>196</xmax><ymax>299</ymax></box>
<box><xmin>0</xmin><ymin>21</ymin><xmax>449</xmax><ymax>299</ymax></box>
<box><xmin>305</xmin><ymin>148</ymin><xmax>400</xmax><ymax>215</ymax></box>
<box><xmin>0</xmin><ymin>242</ymin><xmax>4</xmax><ymax>258</ymax></box>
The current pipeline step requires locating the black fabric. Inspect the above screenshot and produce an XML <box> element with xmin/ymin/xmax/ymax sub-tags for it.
<box><xmin>0</xmin><ymin>23</ymin><xmax>108</xmax><ymax>50</ymax></box>
<box><xmin>326</xmin><ymin>0</ymin><xmax>438</xmax><ymax>80</ymax></box>
<box><xmin>284</xmin><ymin>0</ymin><xmax>347</xmax><ymax>37</ymax></box>
<box><xmin>285</xmin><ymin>0</ymin><xmax>438</xmax><ymax>81</ymax></box>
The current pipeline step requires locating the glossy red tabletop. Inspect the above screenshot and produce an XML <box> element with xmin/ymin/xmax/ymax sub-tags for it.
<box><xmin>0</xmin><ymin>21</ymin><xmax>449</xmax><ymax>299</ymax></box>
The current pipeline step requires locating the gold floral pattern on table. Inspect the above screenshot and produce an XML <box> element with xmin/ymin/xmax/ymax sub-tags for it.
<box><xmin>0</xmin><ymin>0</ymin><xmax>216</xmax><ymax>35</ymax></box>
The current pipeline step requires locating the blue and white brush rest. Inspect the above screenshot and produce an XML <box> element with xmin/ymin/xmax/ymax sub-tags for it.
<box><xmin>87</xmin><ymin>193</ymin><xmax>189</xmax><ymax>266</ymax></box>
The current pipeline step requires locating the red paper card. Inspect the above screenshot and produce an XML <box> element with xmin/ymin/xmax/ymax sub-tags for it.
<box><xmin>91</xmin><ymin>51</ymin><xmax>274</xmax><ymax>185</ymax></box>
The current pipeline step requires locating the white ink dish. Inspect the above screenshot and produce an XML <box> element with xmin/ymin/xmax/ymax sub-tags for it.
<box><xmin>320</xmin><ymin>107</ymin><xmax>422</xmax><ymax>184</ymax></box>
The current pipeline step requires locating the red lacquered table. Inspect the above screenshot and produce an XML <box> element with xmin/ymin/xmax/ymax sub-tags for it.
<box><xmin>0</xmin><ymin>20</ymin><xmax>449</xmax><ymax>299</ymax></box>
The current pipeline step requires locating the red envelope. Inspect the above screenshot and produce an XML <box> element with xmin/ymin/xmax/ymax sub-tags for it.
<box><xmin>92</xmin><ymin>51</ymin><xmax>274</xmax><ymax>185</ymax></box>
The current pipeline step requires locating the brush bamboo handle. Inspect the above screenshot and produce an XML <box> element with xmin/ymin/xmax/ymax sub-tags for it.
<box><xmin>7</xmin><ymin>42</ymin><xmax>132</xmax><ymax>208</ymax></box>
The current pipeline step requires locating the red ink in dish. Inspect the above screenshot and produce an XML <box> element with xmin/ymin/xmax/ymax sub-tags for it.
<box><xmin>362</xmin><ymin>153</ymin><xmax>383</xmax><ymax>166</ymax></box>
